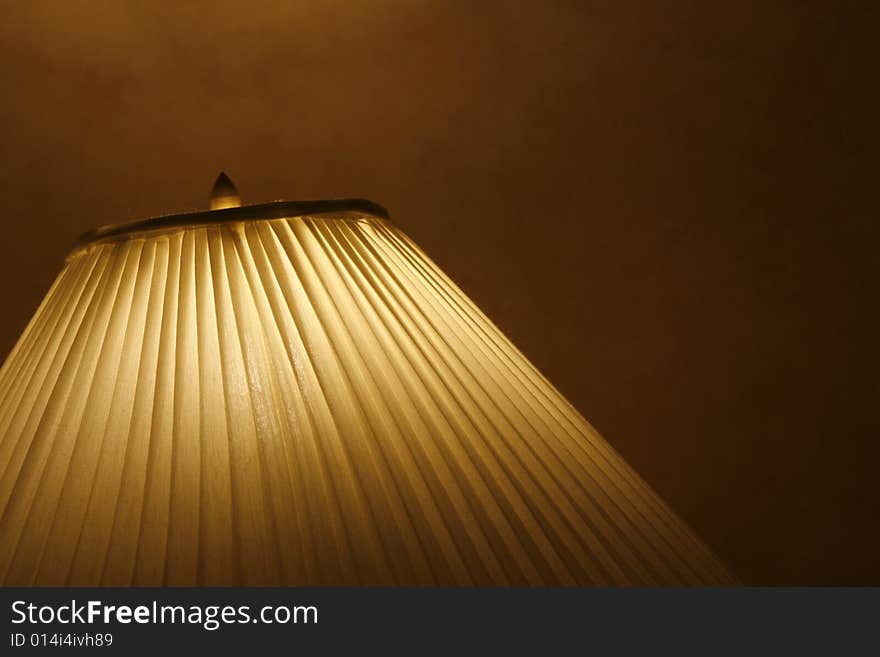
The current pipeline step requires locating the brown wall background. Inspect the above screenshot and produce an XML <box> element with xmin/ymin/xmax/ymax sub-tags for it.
<box><xmin>0</xmin><ymin>1</ymin><xmax>875</xmax><ymax>584</ymax></box>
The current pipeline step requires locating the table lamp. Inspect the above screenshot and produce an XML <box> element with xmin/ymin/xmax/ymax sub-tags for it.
<box><xmin>0</xmin><ymin>174</ymin><xmax>735</xmax><ymax>585</ymax></box>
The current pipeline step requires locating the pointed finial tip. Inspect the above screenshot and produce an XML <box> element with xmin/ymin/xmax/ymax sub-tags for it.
<box><xmin>210</xmin><ymin>171</ymin><xmax>241</xmax><ymax>210</ymax></box>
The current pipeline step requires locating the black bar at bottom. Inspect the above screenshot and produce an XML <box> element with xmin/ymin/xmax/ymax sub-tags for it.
<box><xmin>0</xmin><ymin>588</ymin><xmax>875</xmax><ymax>653</ymax></box>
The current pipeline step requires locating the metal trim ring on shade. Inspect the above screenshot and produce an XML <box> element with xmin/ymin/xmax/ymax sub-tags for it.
<box><xmin>71</xmin><ymin>198</ymin><xmax>391</xmax><ymax>255</ymax></box>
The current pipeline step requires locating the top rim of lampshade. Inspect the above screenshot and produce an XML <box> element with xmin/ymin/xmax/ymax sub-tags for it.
<box><xmin>70</xmin><ymin>197</ymin><xmax>390</xmax><ymax>255</ymax></box>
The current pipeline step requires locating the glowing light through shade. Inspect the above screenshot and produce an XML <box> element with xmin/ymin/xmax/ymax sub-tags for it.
<box><xmin>0</xmin><ymin>211</ymin><xmax>736</xmax><ymax>585</ymax></box>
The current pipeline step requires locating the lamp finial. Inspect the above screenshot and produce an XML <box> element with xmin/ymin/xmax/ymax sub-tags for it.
<box><xmin>210</xmin><ymin>172</ymin><xmax>241</xmax><ymax>210</ymax></box>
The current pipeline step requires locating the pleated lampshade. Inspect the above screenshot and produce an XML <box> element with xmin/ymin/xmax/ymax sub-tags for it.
<box><xmin>0</xmin><ymin>175</ymin><xmax>735</xmax><ymax>586</ymax></box>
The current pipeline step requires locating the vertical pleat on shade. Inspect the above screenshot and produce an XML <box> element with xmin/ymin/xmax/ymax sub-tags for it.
<box><xmin>0</xmin><ymin>197</ymin><xmax>736</xmax><ymax>585</ymax></box>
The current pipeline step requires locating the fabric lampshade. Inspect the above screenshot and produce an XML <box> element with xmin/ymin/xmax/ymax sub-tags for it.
<box><xmin>0</xmin><ymin>181</ymin><xmax>735</xmax><ymax>585</ymax></box>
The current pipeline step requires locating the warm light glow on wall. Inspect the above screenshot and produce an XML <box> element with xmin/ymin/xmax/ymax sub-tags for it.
<box><xmin>0</xmin><ymin>200</ymin><xmax>736</xmax><ymax>585</ymax></box>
